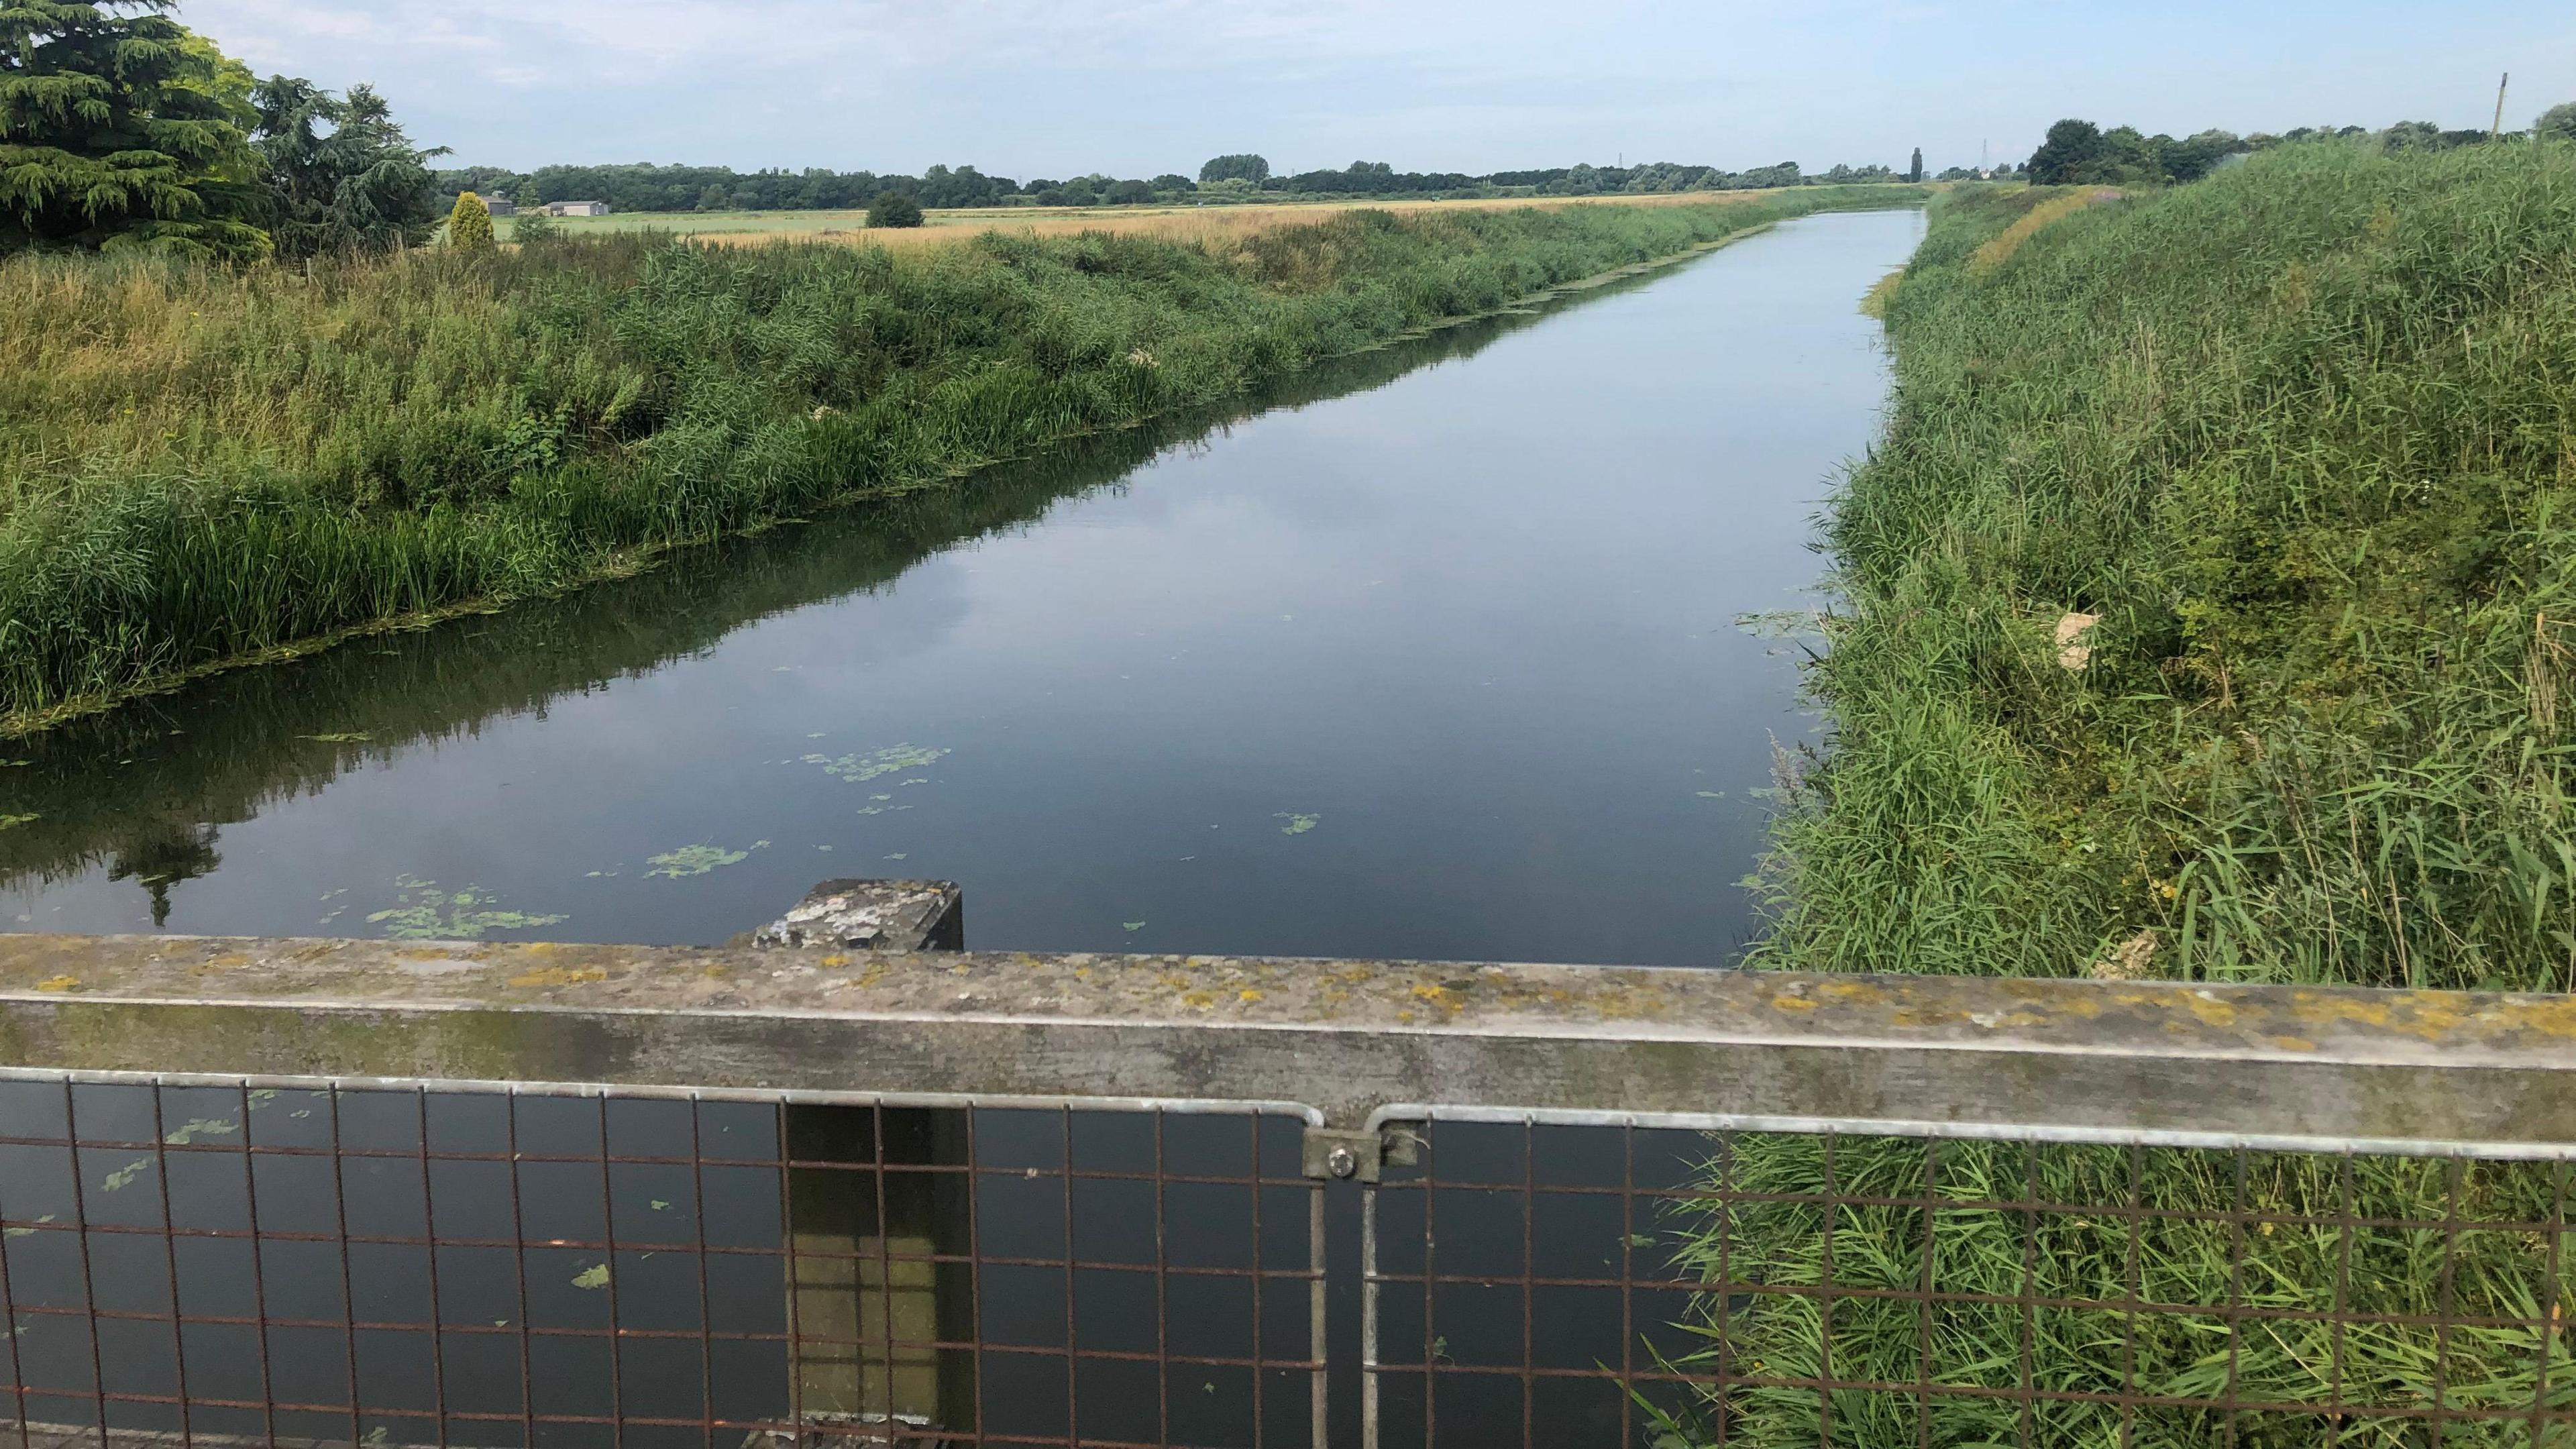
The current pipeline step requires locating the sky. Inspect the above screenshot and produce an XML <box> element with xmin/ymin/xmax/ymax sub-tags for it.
<box><xmin>184</xmin><ymin>0</ymin><xmax>2576</xmax><ymax>179</ymax></box>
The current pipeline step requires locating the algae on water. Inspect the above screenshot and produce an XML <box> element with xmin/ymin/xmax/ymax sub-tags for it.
<box><xmin>645</xmin><ymin>841</ymin><xmax>769</xmax><ymax>878</ymax></box>
<box><xmin>367</xmin><ymin>875</ymin><xmax>568</xmax><ymax>941</ymax></box>
<box><xmin>1276</xmin><ymin>813</ymin><xmax>1322</xmax><ymax>835</ymax></box>
<box><xmin>805</xmin><ymin>745</ymin><xmax>949</xmax><ymax>784</ymax></box>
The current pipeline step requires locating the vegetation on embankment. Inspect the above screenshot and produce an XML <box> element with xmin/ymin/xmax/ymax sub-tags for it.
<box><xmin>1656</xmin><ymin>144</ymin><xmax>2576</xmax><ymax>1449</ymax></box>
<box><xmin>0</xmin><ymin>187</ymin><xmax>1918</xmax><ymax>734</ymax></box>
<box><xmin>1759</xmin><ymin>144</ymin><xmax>2576</xmax><ymax>994</ymax></box>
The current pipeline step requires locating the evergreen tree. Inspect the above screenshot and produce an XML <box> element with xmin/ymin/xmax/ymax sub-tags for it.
<box><xmin>0</xmin><ymin>0</ymin><xmax>270</xmax><ymax>258</ymax></box>
<box><xmin>1909</xmin><ymin>148</ymin><xmax>1925</xmax><ymax>182</ymax></box>
<box><xmin>447</xmin><ymin>190</ymin><xmax>493</xmax><ymax>252</ymax></box>
<box><xmin>250</xmin><ymin>75</ymin><xmax>446</xmax><ymax>256</ymax></box>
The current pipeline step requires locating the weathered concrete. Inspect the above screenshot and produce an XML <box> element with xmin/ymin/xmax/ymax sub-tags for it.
<box><xmin>749</xmin><ymin>879</ymin><xmax>964</xmax><ymax>953</ymax></box>
<box><xmin>3</xmin><ymin>923</ymin><xmax>2574</xmax><ymax>1155</ymax></box>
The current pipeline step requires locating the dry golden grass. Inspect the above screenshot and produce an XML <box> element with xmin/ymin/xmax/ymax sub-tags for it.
<box><xmin>699</xmin><ymin>189</ymin><xmax>1827</xmax><ymax>251</ymax></box>
<box><xmin>1966</xmin><ymin>186</ymin><xmax>2114</xmax><ymax>276</ymax></box>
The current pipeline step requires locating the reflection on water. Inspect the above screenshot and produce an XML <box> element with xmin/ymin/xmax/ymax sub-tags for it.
<box><xmin>3</xmin><ymin>209</ymin><xmax>1925</xmax><ymax>965</ymax></box>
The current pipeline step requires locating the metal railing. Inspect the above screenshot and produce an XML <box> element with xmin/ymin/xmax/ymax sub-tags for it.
<box><xmin>1</xmin><ymin>883</ymin><xmax>2571</xmax><ymax>1446</ymax></box>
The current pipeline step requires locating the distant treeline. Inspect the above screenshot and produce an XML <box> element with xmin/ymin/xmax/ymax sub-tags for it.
<box><xmin>2021</xmin><ymin>114</ymin><xmax>2572</xmax><ymax>186</ymax></box>
<box><xmin>433</xmin><ymin>153</ymin><xmax>1911</xmax><ymax>213</ymax></box>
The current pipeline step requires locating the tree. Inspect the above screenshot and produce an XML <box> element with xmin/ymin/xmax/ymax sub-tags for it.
<box><xmin>1909</xmin><ymin>148</ymin><xmax>1924</xmax><ymax>182</ymax></box>
<box><xmin>1150</xmin><ymin>173</ymin><xmax>1195</xmax><ymax>193</ymax></box>
<box><xmin>2537</xmin><ymin>103</ymin><xmax>2576</xmax><ymax>144</ymax></box>
<box><xmin>0</xmin><ymin>0</ymin><xmax>271</xmax><ymax>258</ymax></box>
<box><xmin>2025</xmin><ymin>119</ymin><xmax>2108</xmax><ymax>184</ymax></box>
<box><xmin>250</xmin><ymin>76</ymin><xmax>445</xmax><ymax>256</ymax></box>
<box><xmin>1198</xmin><ymin>153</ymin><xmax>1269</xmax><ymax>184</ymax></box>
<box><xmin>447</xmin><ymin>191</ymin><xmax>493</xmax><ymax>252</ymax></box>
<box><xmin>1103</xmin><ymin>178</ymin><xmax>1153</xmax><ymax>205</ymax></box>
<box><xmin>867</xmin><ymin>191</ymin><xmax>923</xmax><ymax>227</ymax></box>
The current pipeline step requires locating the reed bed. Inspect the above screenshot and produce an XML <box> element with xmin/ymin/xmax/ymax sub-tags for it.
<box><xmin>0</xmin><ymin>188</ymin><xmax>1918</xmax><ymax>732</ymax></box>
<box><xmin>1660</xmin><ymin>145</ymin><xmax>2576</xmax><ymax>1447</ymax></box>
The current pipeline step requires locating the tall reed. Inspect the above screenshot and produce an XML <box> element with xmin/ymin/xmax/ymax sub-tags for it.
<box><xmin>1660</xmin><ymin>146</ymin><xmax>2576</xmax><ymax>1448</ymax></box>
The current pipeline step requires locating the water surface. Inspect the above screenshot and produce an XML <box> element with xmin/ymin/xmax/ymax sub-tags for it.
<box><xmin>2</xmin><ymin>209</ymin><xmax>1924</xmax><ymax>965</ymax></box>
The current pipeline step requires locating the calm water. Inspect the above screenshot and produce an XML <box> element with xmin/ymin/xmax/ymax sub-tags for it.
<box><xmin>1</xmin><ymin>209</ymin><xmax>1923</xmax><ymax>965</ymax></box>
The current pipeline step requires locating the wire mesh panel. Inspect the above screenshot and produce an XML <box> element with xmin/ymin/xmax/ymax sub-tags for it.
<box><xmin>1362</xmin><ymin>1115</ymin><xmax>2576</xmax><ymax>1449</ymax></box>
<box><xmin>0</xmin><ymin>1076</ymin><xmax>1324</xmax><ymax>1448</ymax></box>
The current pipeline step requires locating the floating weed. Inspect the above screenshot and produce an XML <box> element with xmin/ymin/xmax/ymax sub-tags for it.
<box><xmin>366</xmin><ymin>875</ymin><xmax>569</xmax><ymax>941</ymax></box>
<box><xmin>1276</xmin><ymin>813</ymin><xmax>1322</xmax><ymax>836</ymax></box>
<box><xmin>1124</xmin><ymin>921</ymin><xmax>1148</xmax><ymax>932</ymax></box>
<box><xmin>300</xmin><ymin>733</ymin><xmax>372</xmax><ymax>744</ymax></box>
<box><xmin>806</xmin><ymin>745</ymin><xmax>950</xmax><ymax>784</ymax></box>
<box><xmin>885</xmin><ymin>853</ymin><xmax>909</xmax><ymax>861</ymax></box>
<box><xmin>644</xmin><ymin>841</ymin><xmax>767</xmax><ymax>878</ymax></box>
<box><xmin>570</xmin><ymin>1264</ymin><xmax>610</xmax><ymax>1290</ymax></box>
<box><xmin>1697</xmin><ymin>792</ymin><xmax>1727</xmax><ymax>800</ymax></box>
<box><xmin>99</xmin><ymin>1161</ymin><xmax>148</xmax><ymax>1193</ymax></box>
<box><xmin>0</xmin><ymin>813</ymin><xmax>35</xmax><ymax>830</ymax></box>
<box><xmin>163</xmin><ymin>1118</ymin><xmax>238</xmax><ymax>1146</ymax></box>
<box><xmin>3</xmin><ymin>1214</ymin><xmax>55</xmax><ymax>1238</ymax></box>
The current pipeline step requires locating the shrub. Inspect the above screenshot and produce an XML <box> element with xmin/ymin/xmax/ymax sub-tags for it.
<box><xmin>447</xmin><ymin>193</ymin><xmax>495</xmax><ymax>253</ymax></box>
<box><xmin>866</xmin><ymin>193</ymin><xmax>925</xmax><ymax>229</ymax></box>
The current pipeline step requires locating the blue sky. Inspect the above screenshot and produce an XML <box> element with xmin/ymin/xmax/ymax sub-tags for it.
<box><xmin>184</xmin><ymin>0</ymin><xmax>2576</xmax><ymax>178</ymax></box>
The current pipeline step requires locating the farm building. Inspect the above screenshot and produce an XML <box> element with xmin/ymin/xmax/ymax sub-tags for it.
<box><xmin>541</xmin><ymin>201</ymin><xmax>612</xmax><ymax>217</ymax></box>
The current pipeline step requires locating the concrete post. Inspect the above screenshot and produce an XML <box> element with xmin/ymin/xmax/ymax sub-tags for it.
<box><xmin>769</xmin><ymin>882</ymin><xmax>973</xmax><ymax>1442</ymax></box>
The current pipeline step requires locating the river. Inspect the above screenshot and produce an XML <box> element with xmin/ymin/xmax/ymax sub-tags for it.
<box><xmin>2</xmin><ymin>208</ymin><xmax>1924</xmax><ymax>967</ymax></box>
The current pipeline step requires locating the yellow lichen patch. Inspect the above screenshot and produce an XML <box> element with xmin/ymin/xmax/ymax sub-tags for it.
<box><xmin>818</xmin><ymin>954</ymin><xmax>851</xmax><ymax>969</ymax></box>
<box><xmin>1181</xmin><ymin>991</ymin><xmax>1216</xmax><ymax>1010</ymax></box>
<box><xmin>1770</xmin><ymin>995</ymin><xmax>1818</xmax><ymax>1013</ymax></box>
<box><xmin>1238</xmin><ymin>989</ymin><xmax>1265</xmax><ymax>1004</ymax></box>
<box><xmin>2267</xmin><ymin>1035</ymin><xmax>2318</xmax><ymax>1053</ymax></box>
<box><xmin>508</xmin><ymin>966</ymin><xmax>609</xmax><ymax>989</ymax></box>
<box><xmin>34</xmin><ymin>975</ymin><xmax>78</xmax><ymax>993</ymax></box>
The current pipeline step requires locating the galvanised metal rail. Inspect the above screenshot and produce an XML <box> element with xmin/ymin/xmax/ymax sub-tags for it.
<box><xmin>0</xmin><ymin>881</ymin><xmax>2571</xmax><ymax>1447</ymax></box>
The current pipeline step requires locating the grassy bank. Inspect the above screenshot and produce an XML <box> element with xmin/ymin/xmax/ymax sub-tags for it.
<box><xmin>0</xmin><ymin>187</ymin><xmax>1919</xmax><ymax>734</ymax></box>
<box><xmin>1659</xmin><ymin>145</ymin><xmax>2576</xmax><ymax>1446</ymax></box>
<box><xmin>1766</xmin><ymin>146</ymin><xmax>2576</xmax><ymax>993</ymax></box>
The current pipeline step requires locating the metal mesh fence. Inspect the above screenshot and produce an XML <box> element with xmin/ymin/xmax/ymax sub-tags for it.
<box><xmin>1362</xmin><ymin>1115</ymin><xmax>2575</xmax><ymax>1448</ymax></box>
<box><xmin>0</xmin><ymin>1077</ymin><xmax>1324</xmax><ymax>1448</ymax></box>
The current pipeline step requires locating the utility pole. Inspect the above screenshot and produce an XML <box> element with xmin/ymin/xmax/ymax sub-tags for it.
<box><xmin>2492</xmin><ymin>72</ymin><xmax>2510</xmax><ymax>142</ymax></box>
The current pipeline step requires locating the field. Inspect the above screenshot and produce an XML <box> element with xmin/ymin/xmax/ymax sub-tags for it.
<box><xmin>1654</xmin><ymin>144</ymin><xmax>2576</xmax><ymax>1448</ymax></box>
<box><xmin>0</xmin><ymin>186</ymin><xmax>1923</xmax><ymax>734</ymax></box>
<box><xmin>498</xmin><ymin>187</ymin><xmax>1887</xmax><ymax>249</ymax></box>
